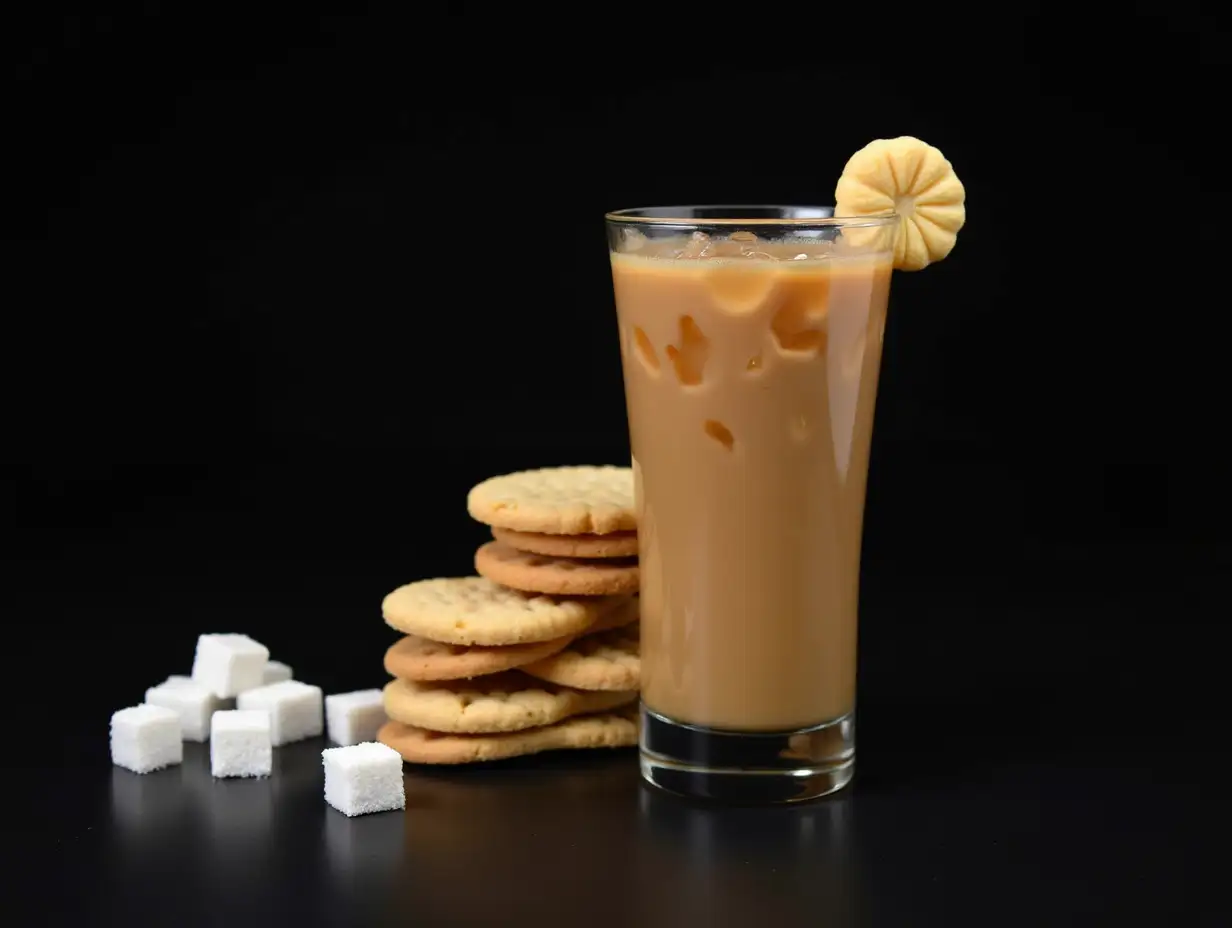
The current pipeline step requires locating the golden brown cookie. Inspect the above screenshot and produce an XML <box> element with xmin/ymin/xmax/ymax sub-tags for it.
<box><xmin>475</xmin><ymin>541</ymin><xmax>640</xmax><ymax>597</ymax></box>
<box><xmin>383</xmin><ymin>595</ymin><xmax>639</xmax><ymax>683</ymax></box>
<box><xmin>522</xmin><ymin>625</ymin><xmax>640</xmax><ymax>691</ymax></box>
<box><xmin>383</xmin><ymin>594</ymin><xmax>640</xmax><ymax>682</ymax></box>
<box><xmin>467</xmin><ymin>466</ymin><xmax>636</xmax><ymax>535</ymax></box>
<box><xmin>381</xmin><ymin>577</ymin><xmax>619</xmax><ymax>646</ymax></box>
<box><xmin>492</xmin><ymin>527</ymin><xmax>639</xmax><ymax>559</ymax></box>
<box><xmin>377</xmin><ymin>706</ymin><xmax>639</xmax><ymax>765</ymax></box>
<box><xmin>585</xmin><ymin>594</ymin><xmax>640</xmax><ymax>633</ymax></box>
<box><xmin>383</xmin><ymin>634</ymin><xmax>572</xmax><ymax>682</ymax></box>
<box><xmin>382</xmin><ymin>672</ymin><xmax>636</xmax><ymax>734</ymax></box>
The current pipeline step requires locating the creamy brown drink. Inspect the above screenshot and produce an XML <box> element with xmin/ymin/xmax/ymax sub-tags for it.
<box><xmin>612</xmin><ymin>237</ymin><xmax>891</xmax><ymax>733</ymax></box>
<box><xmin>610</xmin><ymin>142</ymin><xmax>966</xmax><ymax>803</ymax></box>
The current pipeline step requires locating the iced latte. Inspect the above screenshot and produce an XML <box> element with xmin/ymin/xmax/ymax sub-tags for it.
<box><xmin>607</xmin><ymin>139</ymin><xmax>967</xmax><ymax>802</ymax></box>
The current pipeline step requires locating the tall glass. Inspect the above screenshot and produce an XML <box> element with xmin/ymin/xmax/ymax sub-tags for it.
<box><xmin>606</xmin><ymin>206</ymin><xmax>897</xmax><ymax>802</ymax></box>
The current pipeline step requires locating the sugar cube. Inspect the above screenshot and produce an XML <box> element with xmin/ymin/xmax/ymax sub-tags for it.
<box><xmin>236</xmin><ymin>680</ymin><xmax>323</xmax><ymax>746</ymax></box>
<box><xmin>191</xmin><ymin>634</ymin><xmax>269</xmax><ymax>698</ymax></box>
<box><xmin>325</xmin><ymin>689</ymin><xmax>386</xmax><ymax>746</ymax></box>
<box><xmin>167</xmin><ymin>674</ymin><xmax>236</xmax><ymax>709</ymax></box>
<box><xmin>262</xmin><ymin>660</ymin><xmax>293</xmax><ymax>684</ymax></box>
<box><xmin>111</xmin><ymin>704</ymin><xmax>183</xmax><ymax>774</ymax></box>
<box><xmin>321</xmin><ymin>742</ymin><xmax>405</xmax><ymax>817</ymax></box>
<box><xmin>144</xmin><ymin>676</ymin><xmax>226</xmax><ymax>741</ymax></box>
<box><xmin>210</xmin><ymin>710</ymin><xmax>272</xmax><ymax>777</ymax></box>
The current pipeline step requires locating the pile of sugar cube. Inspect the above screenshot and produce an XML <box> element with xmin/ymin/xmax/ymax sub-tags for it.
<box><xmin>109</xmin><ymin>633</ymin><xmax>405</xmax><ymax>817</ymax></box>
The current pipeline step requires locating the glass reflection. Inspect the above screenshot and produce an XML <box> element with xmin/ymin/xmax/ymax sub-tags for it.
<box><xmin>636</xmin><ymin>786</ymin><xmax>856</xmax><ymax>928</ymax></box>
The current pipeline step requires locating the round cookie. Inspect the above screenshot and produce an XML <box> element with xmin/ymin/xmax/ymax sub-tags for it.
<box><xmin>377</xmin><ymin>707</ymin><xmax>639</xmax><ymax>765</ymax></box>
<box><xmin>384</xmin><ymin>634</ymin><xmax>572</xmax><ymax>681</ymax></box>
<box><xmin>382</xmin><ymin>577</ymin><xmax>616</xmax><ymax>646</ymax></box>
<box><xmin>384</xmin><ymin>596</ymin><xmax>639</xmax><ymax>683</ymax></box>
<box><xmin>475</xmin><ymin>541</ymin><xmax>640</xmax><ymax>597</ymax></box>
<box><xmin>522</xmin><ymin>625</ymin><xmax>640</xmax><ymax>691</ymax></box>
<box><xmin>467</xmin><ymin>466</ymin><xmax>636</xmax><ymax>535</ymax></box>
<box><xmin>586</xmin><ymin>594</ymin><xmax>640</xmax><ymax>634</ymax></box>
<box><xmin>381</xmin><ymin>672</ymin><xmax>636</xmax><ymax>734</ymax></box>
<box><xmin>492</xmin><ymin>527</ymin><xmax>639</xmax><ymax>559</ymax></box>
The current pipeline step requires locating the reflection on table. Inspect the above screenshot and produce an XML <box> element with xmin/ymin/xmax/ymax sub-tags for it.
<box><xmin>636</xmin><ymin>786</ymin><xmax>856</xmax><ymax>927</ymax></box>
<box><xmin>105</xmin><ymin>740</ymin><xmax>860</xmax><ymax>926</ymax></box>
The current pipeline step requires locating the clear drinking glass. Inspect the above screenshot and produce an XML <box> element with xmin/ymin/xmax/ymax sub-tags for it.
<box><xmin>606</xmin><ymin>206</ymin><xmax>897</xmax><ymax>802</ymax></box>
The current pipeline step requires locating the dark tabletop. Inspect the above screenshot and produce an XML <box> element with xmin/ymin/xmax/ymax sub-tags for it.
<box><xmin>22</xmin><ymin>546</ymin><xmax>1228</xmax><ymax>928</ymax></box>
<box><xmin>40</xmin><ymin>732</ymin><xmax>1223</xmax><ymax>928</ymax></box>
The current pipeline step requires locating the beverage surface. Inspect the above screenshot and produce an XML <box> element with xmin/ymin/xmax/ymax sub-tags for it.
<box><xmin>612</xmin><ymin>234</ymin><xmax>892</xmax><ymax>730</ymax></box>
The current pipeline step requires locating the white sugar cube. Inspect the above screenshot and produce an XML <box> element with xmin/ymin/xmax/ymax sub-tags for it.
<box><xmin>262</xmin><ymin>660</ymin><xmax>293</xmax><ymax>684</ymax></box>
<box><xmin>167</xmin><ymin>674</ymin><xmax>236</xmax><ymax>709</ymax></box>
<box><xmin>237</xmin><ymin>680</ymin><xmax>323</xmax><ymax>746</ymax></box>
<box><xmin>321</xmin><ymin>742</ymin><xmax>405</xmax><ymax>817</ymax></box>
<box><xmin>111</xmin><ymin>705</ymin><xmax>183</xmax><ymax>774</ymax></box>
<box><xmin>144</xmin><ymin>677</ymin><xmax>226</xmax><ymax>741</ymax></box>
<box><xmin>325</xmin><ymin>689</ymin><xmax>386</xmax><ymax>746</ymax></box>
<box><xmin>210</xmin><ymin>710</ymin><xmax>272</xmax><ymax>777</ymax></box>
<box><xmin>191</xmin><ymin>634</ymin><xmax>269</xmax><ymax>698</ymax></box>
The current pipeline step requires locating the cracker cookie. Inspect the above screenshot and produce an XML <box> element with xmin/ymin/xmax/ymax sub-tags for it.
<box><xmin>384</xmin><ymin>634</ymin><xmax>572</xmax><ymax>681</ymax></box>
<box><xmin>382</xmin><ymin>672</ymin><xmax>636</xmax><ymax>734</ymax></box>
<box><xmin>585</xmin><ymin>594</ymin><xmax>640</xmax><ymax>633</ymax></box>
<box><xmin>467</xmin><ymin>466</ymin><xmax>636</xmax><ymax>535</ymax></box>
<box><xmin>383</xmin><ymin>596</ymin><xmax>639</xmax><ymax>682</ymax></box>
<box><xmin>492</xmin><ymin>527</ymin><xmax>639</xmax><ymax>559</ymax></box>
<box><xmin>377</xmin><ymin>707</ymin><xmax>638</xmax><ymax>765</ymax></box>
<box><xmin>475</xmin><ymin>541</ymin><xmax>640</xmax><ymax>597</ymax></box>
<box><xmin>382</xmin><ymin>577</ymin><xmax>617</xmax><ymax>646</ymax></box>
<box><xmin>522</xmin><ymin>625</ymin><xmax>640</xmax><ymax>692</ymax></box>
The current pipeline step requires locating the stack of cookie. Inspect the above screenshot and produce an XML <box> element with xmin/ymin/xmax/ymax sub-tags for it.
<box><xmin>378</xmin><ymin>466</ymin><xmax>643</xmax><ymax>765</ymax></box>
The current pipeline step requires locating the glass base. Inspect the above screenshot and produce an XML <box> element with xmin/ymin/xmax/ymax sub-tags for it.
<box><xmin>639</xmin><ymin>706</ymin><xmax>855</xmax><ymax>804</ymax></box>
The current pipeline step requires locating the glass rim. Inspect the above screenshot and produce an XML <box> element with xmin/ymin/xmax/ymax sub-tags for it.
<box><xmin>604</xmin><ymin>205</ymin><xmax>899</xmax><ymax>228</ymax></box>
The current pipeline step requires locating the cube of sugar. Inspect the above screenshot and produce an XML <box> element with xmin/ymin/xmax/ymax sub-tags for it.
<box><xmin>144</xmin><ymin>677</ymin><xmax>226</xmax><ymax>741</ymax></box>
<box><xmin>321</xmin><ymin>742</ymin><xmax>405</xmax><ymax>817</ymax></box>
<box><xmin>210</xmin><ymin>710</ymin><xmax>272</xmax><ymax>777</ymax></box>
<box><xmin>262</xmin><ymin>660</ymin><xmax>293</xmax><ymax>685</ymax></box>
<box><xmin>167</xmin><ymin>674</ymin><xmax>236</xmax><ymax>710</ymax></box>
<box><xmin>191</xmin><ymin>634</ymin><xmax>269</xmax><ymax>698</ymax></box>
<box><xmin>111</xmin><ymin>705</ymin><xmax>183</xmax><ymax>774</ymax></box>
<box><xmin>236</xmin><ymin>680</ymin><xmax>323</xmax><ymax>746</ymax></box>
<box><xmin>325</xmin><ymin>689</ymin><xmax>386</xmax><ymax>746</ymax></box>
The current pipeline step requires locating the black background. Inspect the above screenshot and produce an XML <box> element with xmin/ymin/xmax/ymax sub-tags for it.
<box><xmin>7</xmin><ymin>5</ymin><xmax>1231</xmax><ymax>925</ymax></box>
